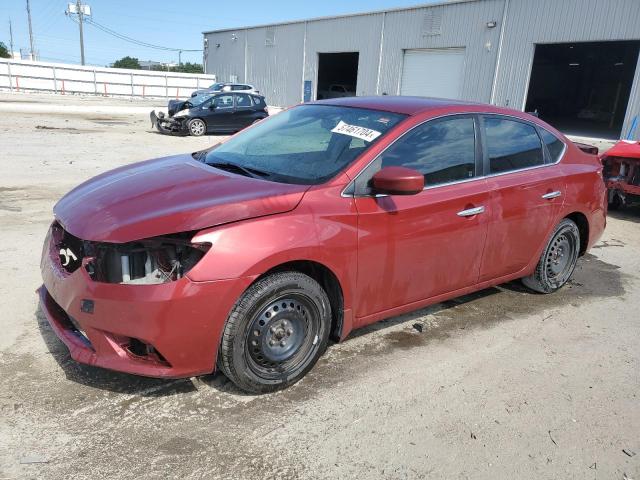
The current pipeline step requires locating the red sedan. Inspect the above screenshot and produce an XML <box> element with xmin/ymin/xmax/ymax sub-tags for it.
<box><xmin>39</xmin><ymin>97</ymin><xmax>606</xmax><ymax>393</ymax></box>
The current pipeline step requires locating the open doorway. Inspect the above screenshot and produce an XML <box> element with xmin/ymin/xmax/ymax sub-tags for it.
<box><xmin>316</xmin><ymin>52</ymin><xmax>359</xmax><ymax>100</ymax></box>
<box><xmin>525</xmin><ymin>41</ymin><xmax>640</xmax><ymax>139</ymax></box>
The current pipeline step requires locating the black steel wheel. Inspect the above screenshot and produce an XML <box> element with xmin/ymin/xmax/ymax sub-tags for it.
<box><xmin>522</xmin><ymin>218</ymin><xmax>580</xmax><ymax>293</ymax></box>
<box><xmin>219</xmin><ymin>272</ymin><xmax>331</xmax><ymax>393</ymax></box>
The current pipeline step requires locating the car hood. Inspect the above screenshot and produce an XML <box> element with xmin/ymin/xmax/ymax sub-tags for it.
<box><xmin>54</xmin><ymin>154</ymin><xmax>309</xmax><ymax>243</ymax></box>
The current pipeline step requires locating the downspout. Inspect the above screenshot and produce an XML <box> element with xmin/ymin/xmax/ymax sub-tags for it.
<box><xmin>244</xmin><ymin>29</ymin><xmax>248</xmax><ymax>82</ymax></box>
<box><xmin>301</xmin><ymin>21</ymin><xmax>308</xmax><ymax>102</ymax></box>
<box><xmin>375</xmin><ymin>12</ymin><xmax>386</xmax><ymax>96</ymax></box>
<box><xmin>490</xmin><ymin>0</ymin><xmax>510</xmax><ymax>105</ymax></box>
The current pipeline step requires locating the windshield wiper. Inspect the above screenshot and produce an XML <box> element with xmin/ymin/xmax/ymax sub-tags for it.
<box><xmin>207</xmin><ymin>161</ymin><xmax>271</xmax><ymax>179</ymax></box>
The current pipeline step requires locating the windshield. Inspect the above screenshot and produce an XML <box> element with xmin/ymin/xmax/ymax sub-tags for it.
<box><xmin>209</xmin><ymin>82</ymin><xmax>224</xmax><ymax>90</ymax></box>
<box><xmin>188</xmin><ymin>94</ymin><xmax>214</xmax><ymax>107</ymax></box>
<box><xmin>203</xmin><ymin>105</ymin><xmax>406</xmax><ymax>184</ymax></box>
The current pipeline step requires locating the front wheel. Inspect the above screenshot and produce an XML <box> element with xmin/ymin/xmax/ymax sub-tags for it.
<box><xmin>522</xmin><ymin>218</ymin><xmax>580</xmax><ymax>293</ymax></box>
<box><xmin>187</xmin><ymin>118</ymin><xmax>206</xmax><ymax>136</ymax></box>
<box><xmin>218</xmin><ymin>272</ymin><xmax>331</xmax><ymax>393</ymax></box>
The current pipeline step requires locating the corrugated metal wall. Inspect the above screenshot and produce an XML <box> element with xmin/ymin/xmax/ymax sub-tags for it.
<box><xmin>302</xmin><ymin>14</ymin><xmax>384</xmax><ymax>99</ymax></box>
<box><xmin>246</xmin><ymin>22</ymin><xmax>306</xmax><ymax>106</ymax></box>
<box><xmin>204</xmin><ymin>0</ymin><xmax>640</xmax><ymax>138</ymax></box>
<box><xmin>379</xmin><ymin>0</ymin><xmax>504</xmax><ymax>102</ymax></box>
<box><xmin>493</xmin><ymin>0</ymin><xmax>640</xmax><ymax>137</ymax></box>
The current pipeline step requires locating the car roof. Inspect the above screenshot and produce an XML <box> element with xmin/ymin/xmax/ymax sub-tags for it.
<box><xmin>313</xmin><ymin>96</ymin><xmax>497</xmax><ymax>116</ymax></box>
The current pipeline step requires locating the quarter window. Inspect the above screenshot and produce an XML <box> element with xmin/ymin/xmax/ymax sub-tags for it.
<box><xmin>540</xmin><ymin>128</ymin><xmax>565</xmax><ymax>163</ymax></box>
<box><xmin>235</xmin><ymin>93</ymin><xmax>252</xmax><ymax>108</ymax></box>
<box><xmin>484</xmin><ymin>117</ymin><xmax>544</xmax><ymax>173</ymax></box>
<box><xmin>379</xmin><ymin>117</ymin><xmax>476</xmax><ymax>186</ymax></box>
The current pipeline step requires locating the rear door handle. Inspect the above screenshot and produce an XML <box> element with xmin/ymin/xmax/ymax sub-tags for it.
<box><xmin>457</xmin><ymin>206</ymin><xmax>485</xmax><ymax>217</ymax></box>
<box><xmin>542</xmin><ymin>191</ymin><xmax>562</xmax><ymax>200</ymax></box>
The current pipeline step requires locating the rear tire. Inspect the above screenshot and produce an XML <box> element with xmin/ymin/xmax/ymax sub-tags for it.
<box><xmin>608</xmin><ymin>190</ymin><xmax>623</xmax><ymax>210</ymax></box>
<box><xmin>219</xmin><ymin>272</ymin><xmax>331</xmax><ymax>394</ymax></box>
<box><xmin>187</xmin><ymin>118</ymin><xmax>206</xmax><ymax>137</ymax></box>
<box><xmin>522</xmin><ymin>218</ymin><xmax>580</xmax><ymax>293</ymax></box>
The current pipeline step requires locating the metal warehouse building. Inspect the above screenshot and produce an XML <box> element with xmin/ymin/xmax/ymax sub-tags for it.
<box><xmin>203</xmin><ymin>0</ymin><xmax>640</xmax><ymax>140</ymax></box>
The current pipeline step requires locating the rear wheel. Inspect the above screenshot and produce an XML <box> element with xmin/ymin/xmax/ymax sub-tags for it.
<box><xmin>188</xmin><ymin>118</ymin><xmax>206</xmax><ymax>136</ymax></box>
<box><xmin>219</xmin><ymin>272</ymin><xmax>331</xmax><ymax>393</ymax></box>
<box><xmin>609</xmin><ymin>190</ymin><xmax>624</xmax><ymax>210</ymax></box>
<box><xmin>522</xmin><ymin>218</ymin><xmax>580</xmax><ymax>293</ymax></box>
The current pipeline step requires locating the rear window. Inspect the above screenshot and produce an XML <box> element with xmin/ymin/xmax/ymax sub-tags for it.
<box><xmin>540</xmin><ymin>128</ymin><xmax>565</xmax><ymax>163</ymax></box>
<box><xmin>484</xmin><ymin>117</ymin><xmax>544</xmax><ymax>174</ymax></box>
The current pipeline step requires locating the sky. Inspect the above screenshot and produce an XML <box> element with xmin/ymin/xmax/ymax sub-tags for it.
<box><xmin>0</xmin><ymin>0</ymin><xmax>432</xmax><ymax>67</ymax></box>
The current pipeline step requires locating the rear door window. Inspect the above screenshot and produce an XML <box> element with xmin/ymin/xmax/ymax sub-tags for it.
<box><xmin>483</xmin><ymin>117</ymin><xmax>544</xmax><ymax>174</ymax></box>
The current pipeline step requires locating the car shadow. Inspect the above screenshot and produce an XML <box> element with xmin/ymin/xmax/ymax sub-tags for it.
<box><xmin>608</xmin><ymin>205</ymin><xmax>640</xmax><ymax>223</ymax></box>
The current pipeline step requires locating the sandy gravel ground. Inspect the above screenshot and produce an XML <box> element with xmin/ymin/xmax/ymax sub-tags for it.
<box><xmin>0</xmin><ymin>93</ymin><xmax>638</xmax><ymax>480</ymax></box>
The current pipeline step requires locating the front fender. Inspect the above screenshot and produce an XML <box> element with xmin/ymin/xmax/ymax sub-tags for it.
<box><xmin>186</xmin><ymin>184</ymin><xmax>358</xmax><ymax>313</ymax></box>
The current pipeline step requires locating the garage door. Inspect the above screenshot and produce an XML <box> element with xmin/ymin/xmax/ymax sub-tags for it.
<box><xmin>400</xmin><ymin>48</ymin><xmax>465</xmax><ymax>99</ymax></box>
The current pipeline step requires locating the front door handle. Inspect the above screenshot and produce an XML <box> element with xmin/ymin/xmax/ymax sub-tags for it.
<box><xmin>457</xmin><ymin>206</ymin><xmax>485</xmax><ymax>217</ymax></box>
<box><xmin>542</xmin><ymin>191</ymin><xmax>562</xmax><ymax>200</ymax></box>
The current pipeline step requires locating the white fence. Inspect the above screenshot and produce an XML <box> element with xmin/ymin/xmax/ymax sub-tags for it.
<box><xmin>0</xmin><ymin>59</ymin><xmax>216</xmax><ymax>99</ymax></box>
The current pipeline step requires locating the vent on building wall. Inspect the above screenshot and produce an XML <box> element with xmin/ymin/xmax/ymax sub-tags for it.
<box><xmin>265</xmin><ymin>29</ymin><xmax>276</xmax><ymax>46</ymax></box>
<box><xmin>422</xmin><ymin>9</ymin><xmax>443</xmax><ymax>36</ymax></box>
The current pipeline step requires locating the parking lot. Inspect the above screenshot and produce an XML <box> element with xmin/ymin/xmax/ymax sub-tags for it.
<box><xmin>0</xmin><ymin>93</ymin><xmax>639</xmax><ymax>479</ymax></box>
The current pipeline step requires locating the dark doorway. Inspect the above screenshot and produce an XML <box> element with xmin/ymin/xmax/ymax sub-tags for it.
<box><xmin>317</xmin><ymin>52</ymin><xmax>359</xmax><ymax>100</ymax></box>
<box><xmin>525</xmin><ymin>41</ymin><xmax>640</xmax><ymax>139</ymax></box>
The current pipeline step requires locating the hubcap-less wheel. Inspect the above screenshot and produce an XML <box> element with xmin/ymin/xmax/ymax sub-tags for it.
<box><xmin>545</xmin><ymin>233</ymin><xmax>575</xmax><ymax>285</ymax></box>
<box><xmin>246</xmin><ymin>294</ymin><xmax>319</xmax><ymax>379</ymax></box>
<box><xmin>219</xmin><ymin>272</ymin><xmax>331</xmax><ymax>393</ymax></box>
<box><xmin>522</xmin><ymin>218</ymin><xmax>580</xmax><ymax>293</ymax></box>
<box><xmin>189</xmin><ymin>119</ymin><xmax>205</xmax><ymax>136</ymax></box>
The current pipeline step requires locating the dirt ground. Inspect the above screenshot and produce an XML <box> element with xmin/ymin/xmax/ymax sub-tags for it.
<box><xmin>0</xmin><ymin>93</ymin><xmax>639</xmax><ymax>480</ymax></box>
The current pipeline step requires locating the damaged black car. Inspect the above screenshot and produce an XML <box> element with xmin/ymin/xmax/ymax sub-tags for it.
<box><xmin>150</xmin><ymin>92</ymin><xmax>269</xmax><ymax>136</ymax></box>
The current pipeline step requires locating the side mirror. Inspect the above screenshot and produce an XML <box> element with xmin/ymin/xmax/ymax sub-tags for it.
<box><xmin>371</xmin><ymin>166</ymin><xmax>424</xmax><ymax>196</ymax></box>
<box><xmin>208</xmin><ymin>103</ymin><xmax>216</xmax><ymax>110</ymax></box>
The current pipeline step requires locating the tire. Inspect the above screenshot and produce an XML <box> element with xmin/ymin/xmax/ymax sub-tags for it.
<box><xmin>219</xmin><ymin>272</ymin><xmax>331</xmax><ymax>393</ymax></box>
<box><xmin>522</xmin><ymin>218</ymin><xmax>580</xmax><ymax>294</ymax></box>
<box><xmin>187</xmin><ymin>118</ymin><xmax>206</xmax><ymax>137</ymax></box>
<box><xmin>609</xmin><ymin>191</ymin><xmax>623</xmax><ymax>210</ymax></box>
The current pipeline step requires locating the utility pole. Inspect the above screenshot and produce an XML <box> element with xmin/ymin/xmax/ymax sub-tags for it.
<box><xmin>66</xmin><ymin>1</ymin><xmax>90</xmax><ymax>65</ymax></box>
<box><xmin>26</xmin><ymin>0</ymin><xmax>35</xmax><ymax>60</ymax></box>
<box><xmin>77</xmin><ymin>0</ymin><xmax>85</xmax><ymax>65</ymax></box>
<box><xmin>178</xmin><ymin>50</ymin><xmax>182</xmax><ymax>67</ymax></box>
<box><xmin>9</xmin><ymin>19</ymin><xmax>14</xmax><ymax>57</ymax></box>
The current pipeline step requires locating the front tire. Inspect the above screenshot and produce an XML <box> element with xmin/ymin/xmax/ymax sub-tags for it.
<box><xmin>187</xmin><ymin>118</ymin><xmax>206</xmax><ymax>136</ymax></box>
<box><xmin>522</xmin><ymin>218</ymin><xmax>580</xmax><ymax>293</ymax></box>
<box><xmin>219</xmin><ymin>272</ymin><xmax>331</xmax><ymax>394</ymax></box>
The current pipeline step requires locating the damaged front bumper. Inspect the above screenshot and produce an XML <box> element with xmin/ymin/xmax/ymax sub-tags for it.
<box><xmin>150</xmin><ymin>110</ymin><xmax>188</xmax><ymax>135</ymax></box>
<box><xmin>39</xmin><ymin>224</ymin><xmax>255</xmax><ymax>378</ymax></box>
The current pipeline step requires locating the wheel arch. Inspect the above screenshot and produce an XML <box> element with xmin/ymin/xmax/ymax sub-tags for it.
<box><xmin>254</xmin><ymin>260</ymin><xmax>345</xmax><ymax>342</ymax></box>
<box><xmin>564</xmin><ymin>211</ymin><xmax>589</xmax><ymax>256</ymax></box>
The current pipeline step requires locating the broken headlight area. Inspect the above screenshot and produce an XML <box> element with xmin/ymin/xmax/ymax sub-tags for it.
<box><xmin>88</xmin><ymin>234</ymin><xmax>211</xmax><ymax>285</ymax></box>
<box><xmin>52</xmin><ymin>223</ymin><xmax>210</xmax><ymax>284</ymax></box>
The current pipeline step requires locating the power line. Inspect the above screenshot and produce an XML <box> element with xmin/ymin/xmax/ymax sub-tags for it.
<box><xmin>84</xmin><ymin>17</ymin><xmax>201</xmax><ymax>52</ymax></box>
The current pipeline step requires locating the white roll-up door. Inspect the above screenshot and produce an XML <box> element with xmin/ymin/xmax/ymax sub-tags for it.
<box><xmin>400</xmin><ymin>48</ymin><xmax>465</xmax><ymax>99</ymax></box>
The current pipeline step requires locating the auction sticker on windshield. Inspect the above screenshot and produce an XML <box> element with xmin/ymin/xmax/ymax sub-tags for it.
<box><xmin>331</xmin><ymin>121</ymin><xmax>382</xmax><ymax>142</ymax></box>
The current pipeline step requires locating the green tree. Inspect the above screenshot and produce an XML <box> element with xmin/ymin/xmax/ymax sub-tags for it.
<box><xmin>112</xmin><ymin>56</ymin><xmax>140</xmax><ymax>69</ymax></box>
<box><xmin>150</xmin><ymin>62</ymin><xmax>204</xmax><ymax>74</ymax></box>
<box><xmin>0</xmin><ymin>42</ymin><xmax>10</xmax><ymax>59</ymax></box>
<box><xmin>176</xmin><ymin>62</ymin><xmax>204</xmax><ymax>74</ymax></box>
